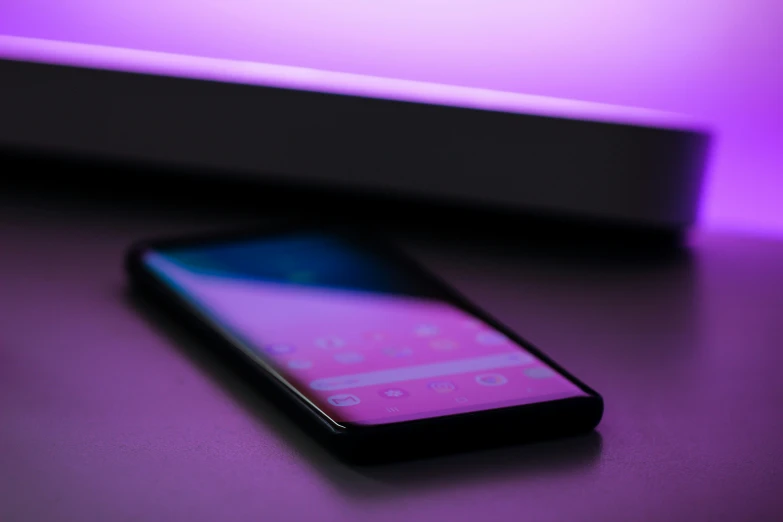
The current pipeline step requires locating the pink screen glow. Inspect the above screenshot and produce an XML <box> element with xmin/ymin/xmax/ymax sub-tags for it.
<box><xmin>2</xmin><ymin>1</ymin><xmax>781</xmax><ymax>234</ymax></box>
<box><xmin>145</xmin><ymin>253</ymin><xmax>585</xmax><ymax>426</ymax></box>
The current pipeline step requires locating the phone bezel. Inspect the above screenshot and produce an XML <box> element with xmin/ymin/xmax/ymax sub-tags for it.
<box><xmin>126</xmin><ymin>221</ymin><xmax>603</xmax><ymax>458</ymax></box>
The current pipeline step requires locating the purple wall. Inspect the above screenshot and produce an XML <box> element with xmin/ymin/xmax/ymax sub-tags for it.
<box><xmin>2</xmin><ymin>1</ymin><xmax>781</xmax><ymax>233</ymax></box>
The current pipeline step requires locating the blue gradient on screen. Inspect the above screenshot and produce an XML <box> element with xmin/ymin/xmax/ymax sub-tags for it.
<box><xmin>160</xmin><ymin>233</ymin><xmax>437</xmax><ymax>298</ymax></box>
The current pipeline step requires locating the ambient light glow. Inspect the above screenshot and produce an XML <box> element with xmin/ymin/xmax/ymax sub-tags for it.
<box><xmin>0</xmin><ymin>36</ymin><xmax>698</xmax><ymax>132</ymax></box>
<box><xmin>1</xmin><ymin>0</ymin><xmax>781</xmax><ymax>233</ymax></box>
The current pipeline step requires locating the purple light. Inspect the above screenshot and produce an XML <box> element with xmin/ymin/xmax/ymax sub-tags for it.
<box><xmin>0</xmin><ymin>35</ymin><xmax>698</xmax><ymax>131</ymax></box>
<box><xmin>1</xmin><ymin>1</ymin><xmax>781</xmax><ymax>234</ymax></box>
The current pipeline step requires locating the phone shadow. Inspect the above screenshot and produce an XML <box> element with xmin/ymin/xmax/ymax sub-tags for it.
<box><xmin>350</xmin><ymin>431</ymin><xmax>603</xmax><ymax>495</ymax></box>
<box><xmin>124</xmin><ymin>289</ymin><xmax>603</xmax><ymax>499</ymax></box>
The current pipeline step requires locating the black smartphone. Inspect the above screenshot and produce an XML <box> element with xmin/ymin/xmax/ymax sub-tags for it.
<box><xmin>126</xmin><ymin>224</ymin><xmax>603</xmax><ymax>463</ymax></box>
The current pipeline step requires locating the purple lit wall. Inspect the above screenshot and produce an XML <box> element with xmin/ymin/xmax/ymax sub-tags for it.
<box><xmin>1</xmin><ymin>1</ymin><xmax>781</xmax><ymax>234</ymax></box>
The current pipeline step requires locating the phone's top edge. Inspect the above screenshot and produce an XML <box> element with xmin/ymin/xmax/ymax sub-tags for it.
<box><xmin>0</xmin><ymin>34</ymin><xmax>709</xmax><ymax>134</ymax></box>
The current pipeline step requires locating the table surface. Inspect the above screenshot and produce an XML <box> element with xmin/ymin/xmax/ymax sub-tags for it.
<box><xmin>2</xmin><ymin>193</ymin><xmax>783</xmax><ymax>522</ymax></box>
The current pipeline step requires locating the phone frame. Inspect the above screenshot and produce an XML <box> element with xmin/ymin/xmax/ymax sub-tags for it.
<box><xmin>126</xmin><ymin>221</ymin><xmax>603</xmax><ymax>463</ymax></box>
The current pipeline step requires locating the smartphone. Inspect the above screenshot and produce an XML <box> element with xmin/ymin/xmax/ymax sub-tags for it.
<box><xmin>126</xmin><ymin>224</ymin><xmax>603</xmax><ymax>463</ymax></box>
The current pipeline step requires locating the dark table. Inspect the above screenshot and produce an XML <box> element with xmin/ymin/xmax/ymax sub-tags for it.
<box><xmin>2</xmin><ymin>188</ymin><xmax>782</xmax><ymax>522</ymax></box>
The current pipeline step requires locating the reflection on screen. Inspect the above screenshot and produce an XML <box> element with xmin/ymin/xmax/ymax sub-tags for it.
<box><xmin>145</xmin><ymin>233</ymin><xmax>585</xmax><ymax>425</ymax></box>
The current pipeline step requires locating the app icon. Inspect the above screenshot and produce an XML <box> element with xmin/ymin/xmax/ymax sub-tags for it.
<box><xmin>428</xmin><ymin>381</ymin><xmax>457</xmax><ymax>393</ymax></box>
<box><xmin>265</xmin><ymin>344</ymin><xmax>295</xmax><ymax>355</ymax></box>
<box><xmin>504</xmin><ymin>353</ymin><xmax>526</xmax><ymax>363</ymax></box>
<box><xmin>476</xmin><ymin>331</ymin><xmax>509</xmax><ymax>345</ymax></box>
<box><xmin>475</xmin><ymin>373</ymin><xmax>508</xmax><ymax>386</ymax></box>
<box><xmin>383</xmin><ymin>346</ymin><xmax>414</xmax><ymax>358</ymax></box>
<box><xmin>287</xmin><ymin>359</ymin><xmax>313</xmax><ymax>370</ymax></box>
<box><xmin>414</xmin><ymin>324</ymin><xmax>439</xmax><ymax>337</ymax></box>
<box><xmin>524</xmin><ymin>367</ymin><xmax>556</xmax><ymax>379</ymax></box>
<box><xmin>454</xmin><ymin>396</ymin><xmax>469</xmax><ymax>403</ymax></box>
<box><xmin>333</xmin><ymin>352</ymin><xmax>365</xmax><ymax>364</ymax></box>
<box><xmin>327</xmin><ymin>394</ymin><xmax>361</xmax><ymax>407</ymax></box>
<box><xmin>379</xmin><ymin>388</ymin><xmax>409</xmax><ymax>399</ymax></box>
<box><xmin>315</xmin><ymin>337</ymin><xmax>345</xmax><ymax>350</ymax></box>
<box><xmin>288</xmin><ymin>359</ymin><xmax>313</xmax><ymax>370</ymax></box>
<box><xmin>430</xmin><ymin>339</ymin><xmax>458</xmax><ymax>351</ymax></box>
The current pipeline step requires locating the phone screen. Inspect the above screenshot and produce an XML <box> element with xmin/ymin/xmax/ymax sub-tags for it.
<box><xmin>143</xmin><ymin>232</ymin><xmax>586</xmax><ymax>426</ymax></box>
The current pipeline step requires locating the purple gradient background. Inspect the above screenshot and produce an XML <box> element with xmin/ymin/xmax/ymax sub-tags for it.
<box><xmin>1</xmin><ymin>1</ymin><xmax>782</xmax><ymax>234</ymax></box>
